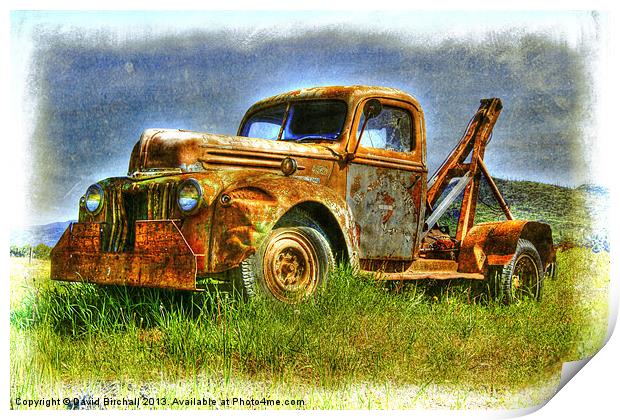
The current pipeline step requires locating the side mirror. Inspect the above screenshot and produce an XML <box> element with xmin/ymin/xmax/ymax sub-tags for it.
<box><xmin>363</xmin><ymin>99</ymin><xmax>383</xmax><ymax>120</ymax></box>
<box><xmin>345</xmin><ymin>99</ymin><xmax>383</xmax><ymax>162</ymax></box>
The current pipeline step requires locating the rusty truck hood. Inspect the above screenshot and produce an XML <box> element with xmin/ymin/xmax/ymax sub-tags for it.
<box><xmin>127</xmin><ymin>128</ymin><xmax>339</xmax><ymax>176</ymax></box>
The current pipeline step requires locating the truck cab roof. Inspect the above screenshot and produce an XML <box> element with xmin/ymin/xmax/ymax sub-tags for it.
<box><xmin>243</xmin><ymin>85</ymin><xmax>422</xmax><ymax>117</ymax></box>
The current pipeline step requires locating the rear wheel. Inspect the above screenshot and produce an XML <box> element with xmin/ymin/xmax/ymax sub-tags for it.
<box><xmin>489</xmin><ymin>239</ymin><xmax>544</xmax><ymax>304</ymax></box>
<box><xmin>232</xmin><ymin>210</ymin><xmax>334</xmax><ymax>303</ymax></box>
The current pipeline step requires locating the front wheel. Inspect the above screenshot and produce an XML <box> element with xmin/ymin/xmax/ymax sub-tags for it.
<box><xmin>232</xmin><ymin>226</ymin><xmax>334</xmax><ymax>303</ymax></box>
<box><xmin>488</xmin><ymin>239</ymin><xmax>544</xmax><ymax>304</ymax></box>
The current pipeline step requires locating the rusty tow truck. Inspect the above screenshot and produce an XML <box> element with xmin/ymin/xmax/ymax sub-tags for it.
<box><xmin>51</xmin><ymin>85</ymin><xmax>554</xmax><ymax>303</ymax></box>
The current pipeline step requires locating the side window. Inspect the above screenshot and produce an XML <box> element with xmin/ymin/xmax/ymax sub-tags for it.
<box><xmin>357</xmin><ymin>105</ymin><xmax>413</xmax><ymax>152</ymax></box>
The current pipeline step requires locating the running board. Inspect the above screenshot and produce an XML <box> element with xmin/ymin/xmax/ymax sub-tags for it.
<box><xmin>361</xmin><ymin>258</ymin><xmax>485</xmax><ymax>281</ymax></box>
<box><xmin>363</xmin><ymin>270</ymin><xmax>485</xmax><ymax>281</ymax></box>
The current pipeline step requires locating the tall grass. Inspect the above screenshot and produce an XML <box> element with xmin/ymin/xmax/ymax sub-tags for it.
<box><xmin>10</xmin><ymin>247</ymin><xmax>609</xmax><ymax>396</ymax></box>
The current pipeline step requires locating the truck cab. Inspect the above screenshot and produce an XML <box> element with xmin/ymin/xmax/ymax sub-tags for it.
<box><xmin>51</xmin><ymin>85</ymin><xmax>554</xmax><ymax>303</ymax></box>
<box><xmin>239</xmin><ymin>86</ymin><xmax>427</xmax><ymax>267</ymax></box>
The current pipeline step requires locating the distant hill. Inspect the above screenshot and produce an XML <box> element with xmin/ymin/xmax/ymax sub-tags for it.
<box><xmin>446</xmin><ymin>178</ymin><xmax>609</xmax><ymax>251</ymax></box>
<box><xmin>427</xmin><ymin>178</ymin><xmax>609</xmax><ymax>251</ymax></box>
<box><xmin>9</xmin><ymin>179</ymin><xmax>609</xmax><ymax>252</ymax></box>
<box><xmin>10</xmin><ymin>221</ymin><xmax>74</xmax><ymax>248</ymax></box>
<box><xmin>576</xmin><ymin>183</ymin><xmax>609</xmax><ymax>197</ymax></box>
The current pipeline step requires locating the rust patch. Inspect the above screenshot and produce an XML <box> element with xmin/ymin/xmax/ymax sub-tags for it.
<box><xmin>458</xmin><ymin>220</ymin><xmax>554</xmax><ymax>274</ymax></box>
<box><xmin>51</xmin><ymin>221</ymin><xmax>198</xmax><ymax>290</ymax></box>
<box><xmin>354</xmin><ymin>223</ymin><xmax>362</xmax><ymax>246</ymax></box>
<box><xmin>207</xmin><ymin>175</ymin><xmax>357</xmax><ymax>273</ymax></box>
<box><xmin>349</xmin><ymin>174</ymin><xmax>362</xmax><ymax>197</ymax></box>
<box><xmin>380</xmin><ymin>191</ymin><xmax>395</xmax><ymax>224</ymax></box>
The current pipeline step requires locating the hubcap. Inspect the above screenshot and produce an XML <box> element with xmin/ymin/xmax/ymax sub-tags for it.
<box><xmin>511</xmin><ymin>253</ymin><xmax>539</xmax><ymax>301</ymax></box>
<box><xmin>274</xmin><ymin>249</ymin><xmax>304</xmax><ymax>285</ymax></box>
<box><xmin>263</xmin><ymin>230</ymin><xmax>319</xmax><ymax>302</ymax></box>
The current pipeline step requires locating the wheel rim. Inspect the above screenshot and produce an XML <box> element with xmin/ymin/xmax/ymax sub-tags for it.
<box><xmin>510</xmin><ymin>253</ymin><xmax>540</xmax><ymax>301</ymax></box>
<box><xmin>263</xmin><ymin>230</ymin><xmax>319</xmax><ymax>302</ymax></box>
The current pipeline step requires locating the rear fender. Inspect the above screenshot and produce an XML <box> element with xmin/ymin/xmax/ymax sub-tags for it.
<box><xmin>207</xmin><ymin>174</ymin><xmax>358</xmax><ymax>273</ymax></box>
<box><xmin>458</xmin><ymin>220</ymin><xmax>554</xmax><ymax>274</ymax></box>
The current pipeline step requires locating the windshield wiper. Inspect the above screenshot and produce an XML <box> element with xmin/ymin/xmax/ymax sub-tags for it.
<box><xmin>279</xmin><ymin>136</ymin><xmax>344</xmax><ymax>159</ymax></box>
<box><xmin>290</xmin><ymin>135</ymin><xmax>336</xmax><ymax>143</ymax></box>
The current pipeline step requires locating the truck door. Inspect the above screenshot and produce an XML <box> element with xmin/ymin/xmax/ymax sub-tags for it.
<box><xmin>346</xmin><ymin>99</ymin><xmax>426</xmax><ymax>262</ymax></box>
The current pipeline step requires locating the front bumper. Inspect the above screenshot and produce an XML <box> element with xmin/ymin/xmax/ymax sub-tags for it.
<box><xmin>50</xmin><ymin>220</ymin><xmax>199</xmax><ymax>290</ymax></box>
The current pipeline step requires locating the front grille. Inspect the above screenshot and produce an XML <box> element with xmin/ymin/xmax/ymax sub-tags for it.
<box><xmin>101</xmin><ymin>184</ymin><xmax>128</xmax><ymax>252</ymax></box>
<box><xmin>102</xmin><ymin>181</ymin><xmax>177</xmax><ymax>252</ymax></box>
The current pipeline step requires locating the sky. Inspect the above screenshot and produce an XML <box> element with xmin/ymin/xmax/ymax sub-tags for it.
<box><xmin>10</xmin><ymin>10</ymin><xmax>607</xmax><ymax>225</ymax></box>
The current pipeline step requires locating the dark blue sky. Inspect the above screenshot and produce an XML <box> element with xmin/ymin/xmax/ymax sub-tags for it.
<box><xmin>14</xmin><ymin>12</ymin><xmax>597</xmax><ymax>224</ymax></box>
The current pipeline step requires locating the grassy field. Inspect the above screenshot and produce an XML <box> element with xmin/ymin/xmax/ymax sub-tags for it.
<box><xmin>9</xmin><ymin>244</ymin><xmax>609</xmax><ymax>409</ymax></box>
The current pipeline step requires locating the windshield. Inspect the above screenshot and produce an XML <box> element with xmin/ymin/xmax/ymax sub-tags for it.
<box><xmin>241</xmin><ymin>100</ymin><xmax>348</xmax><ymax>142</ymax></box>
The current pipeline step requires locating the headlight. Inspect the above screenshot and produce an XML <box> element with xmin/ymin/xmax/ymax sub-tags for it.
<box><xmin>84</xmin><ymin>184</ymin><xmax>104</xmax><ymax>214</ymax></box>
<box><xmin>177</xmin><ymin>179</ymin><xmax>202</xmax><ymax>213</ymax></box>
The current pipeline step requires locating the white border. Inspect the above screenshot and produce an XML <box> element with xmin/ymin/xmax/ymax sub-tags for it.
<box><xmin>3</xmin><ymin>2</ymin><xmax>618</xmax><ymax>419</ymax></box>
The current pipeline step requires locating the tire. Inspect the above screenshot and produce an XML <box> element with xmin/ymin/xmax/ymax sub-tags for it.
<box><xmin>231</xmin><ymin>210</ymin><xmax>335</xmax><ymax>303</ymax></box>
<box><xmin>488</xmin><ymin>239</ymin><xmax>544</xmax><ymax>304</ymax></box>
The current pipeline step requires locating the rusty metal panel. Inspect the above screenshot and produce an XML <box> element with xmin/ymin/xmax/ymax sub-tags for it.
<box><xmin>128</xmin><ymin>129</ymin><xmax>341</xmax><ymax>177</ymax></box>
<box><xmin>457</xmin><ymin>220</ymin><xmax>554</xmax><ymax>274</ymax></box>
<box><xmin>207</xmin><ymin>174</ymin><xmax>359</xmax><ymax>273</ymax></box>
<box><xmin>346</xmin><ymin>163</ymin><xmax>421</xmax><ymax>259</ymax></box>
<box><xmin>51</xmin><ymin>221</ymin><xmax>198</xmax><ymax>290</ymax></box>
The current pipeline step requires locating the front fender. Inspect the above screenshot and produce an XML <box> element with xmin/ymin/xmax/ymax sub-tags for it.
<box><xmin>207</xmin><ymin>174</ymin><xmax>358</xmax><ymax>273</ymax></box>
<box><xmin>458</xmin><ymin>220</ymin><xmax>554</xmax><ymax>274</ymax></box>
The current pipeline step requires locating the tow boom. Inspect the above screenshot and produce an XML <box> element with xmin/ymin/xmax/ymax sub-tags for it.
<box><xmin>424</xmin><ymin>98</ymin><xmax>512</xmax><ymax>242</ymax></box>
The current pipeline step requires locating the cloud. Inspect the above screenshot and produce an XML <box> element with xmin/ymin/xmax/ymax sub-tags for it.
<box><xmin>21</xmin><ymin>23</ymin><xmax>595</xmax><ymax>223</ymax></box>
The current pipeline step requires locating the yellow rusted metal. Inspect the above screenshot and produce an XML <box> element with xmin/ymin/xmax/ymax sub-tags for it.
<box><xmin>50</xmin><ymin>85</ymin><xmax>553</xmax><ymax>293</ymax></box>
